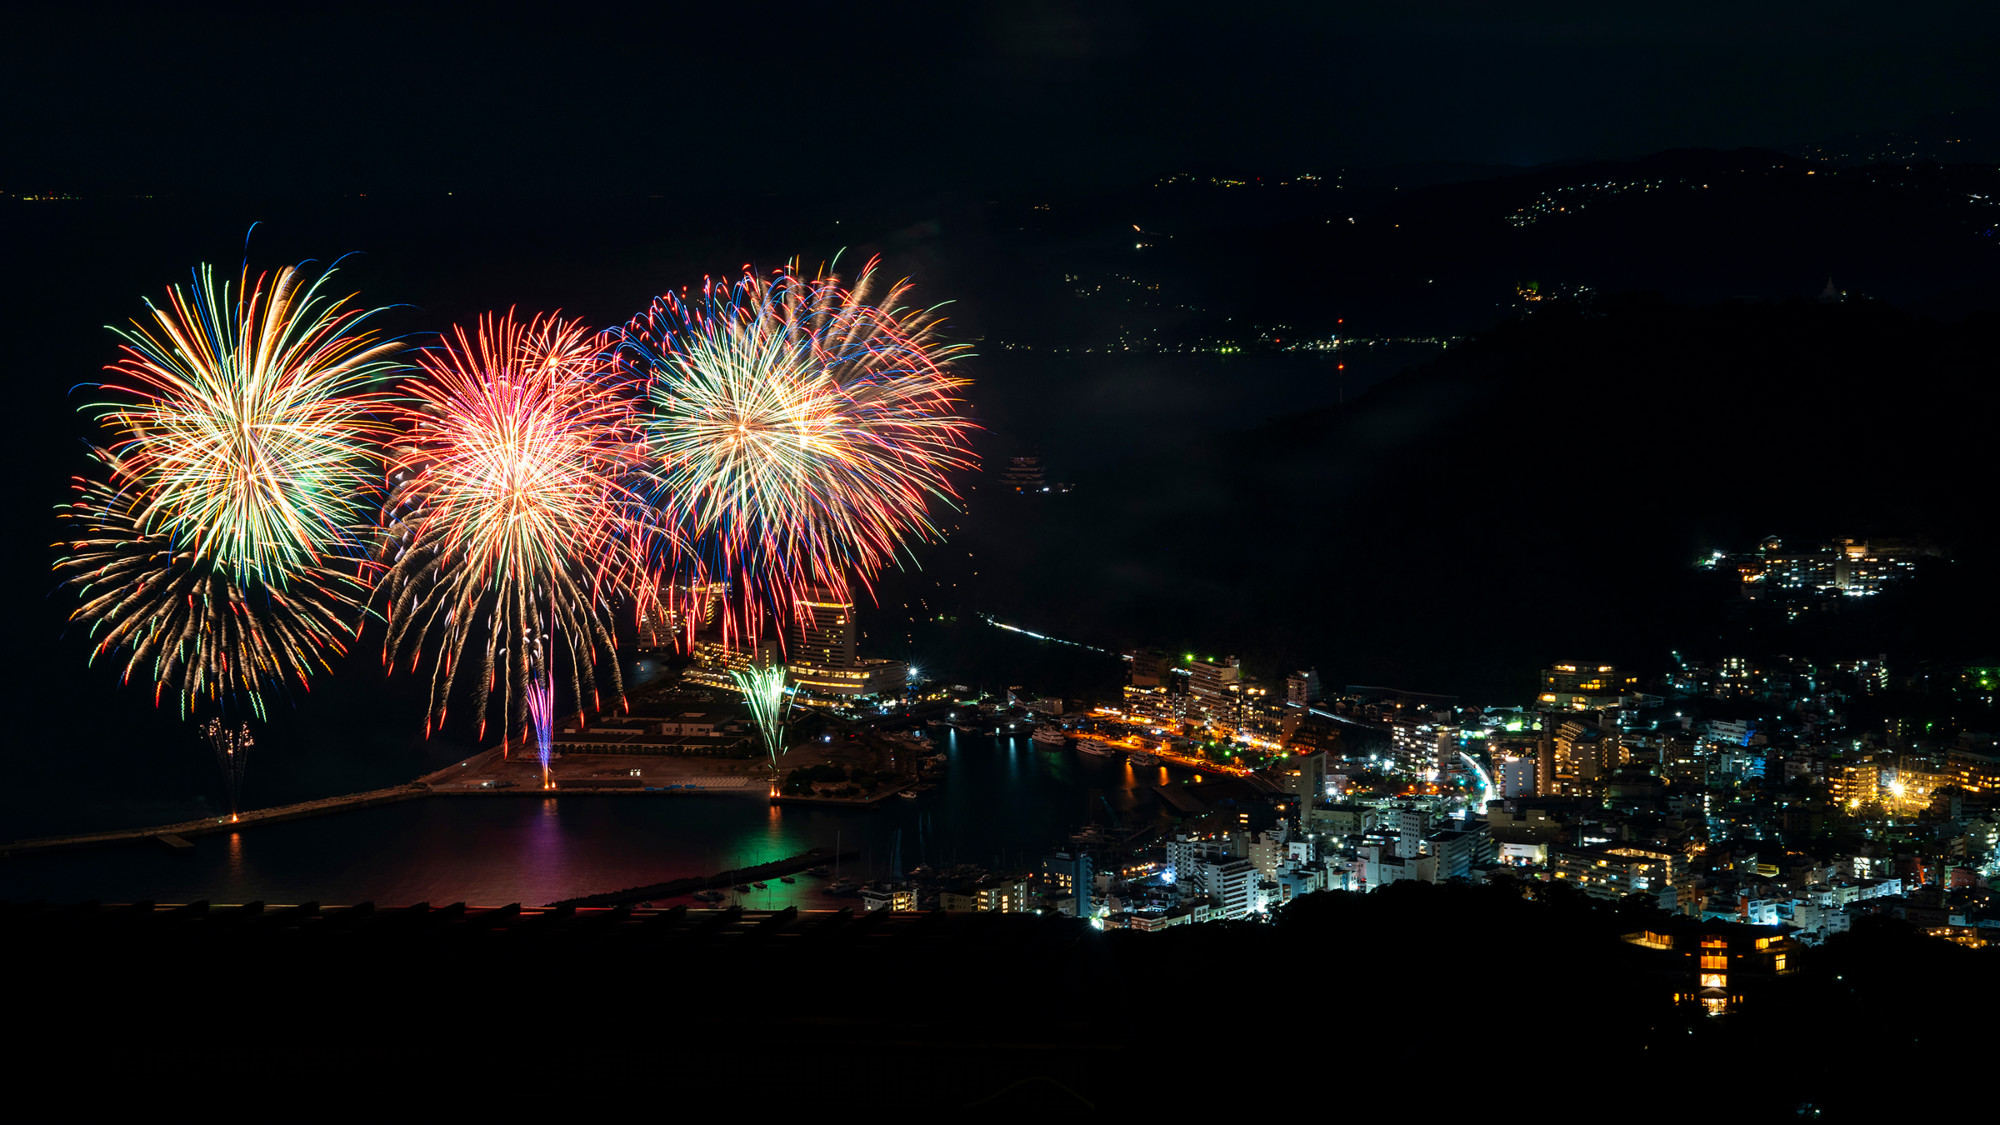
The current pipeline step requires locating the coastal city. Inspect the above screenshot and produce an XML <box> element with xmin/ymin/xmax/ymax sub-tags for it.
<box><xmin>395</xmin><ymin>528</ymin><xmax>1988</xmax><ymax>1026</ymax></box>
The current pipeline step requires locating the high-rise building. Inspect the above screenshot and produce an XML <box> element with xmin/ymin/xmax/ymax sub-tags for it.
<box><xmin>1188</xmin><ymin>656</ymin><xmax>1241</xmax><ymax>705</ymax></box>
<box><xmin>1042</xmin><ymin>850</ymin><xmax>1095</xmax><ymax>917</ymax></box>
<box><xmin>1284</xmin><ymin>749</ymin><xmax>1328</xmax><ymax>810</ymax></box>
<box><xmin>1195</xmin><ymin>856</ymin><xmax>1257</xmax><ymax>919</ymax></box>
<box><xmin>787</xmin><ymin>592</ymin><xmax>856</xmax><ymax>670</ymax></box>
<box><xmin>1396</xmin><ymin>808</ymin><xmax>1428</xmax><ymax>860</ymax></box>
<box><xmin>781</xmin><ymin>592</ymin><xmax>908</xmax><ymax>698</ymax></box>
<box><xmin>1126</xmin><ymin>648</ymin><xmax>1169</xmax><ymax>689</ymax></box>
<box><xmin>1284</xmin><ymin>668</ymin><xmax>1322</xmax><ymax>706</ymax></box>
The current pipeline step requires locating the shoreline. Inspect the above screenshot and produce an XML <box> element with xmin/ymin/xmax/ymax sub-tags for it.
<box><xmin>0</xmin><ymin>749</ymin><xmax>782</xmax><ymax>860</ymax></box>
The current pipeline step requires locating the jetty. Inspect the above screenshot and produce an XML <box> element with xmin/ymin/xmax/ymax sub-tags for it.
<box><xmin>544</xmin><ymin>848</ymin><xmax>859</xmax><ymax>908</ymax></box>
<box><xmin>0</xmin><ymin>746</ymin><xmax>768</xmax><ymax>860</ymax></box>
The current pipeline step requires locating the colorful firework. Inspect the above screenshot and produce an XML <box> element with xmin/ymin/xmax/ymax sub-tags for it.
<box><xmin>527</xmin><ymin>662</ymin><xmax>557</xmax><ymax>789</ymax></box>
<box><xmin>56</xmin><ymin>262</ymin><xmax>402</xmax><ymax>717</ymax></box>
<box><xmin>729</xmin><ymin>663</ymin><xmax>793</xmax><ymax>771</ymax></box>
<box><xmin>375</xmin><ymin>311</ymin><xmax>655</xmax><ymax>745</ymax></box>
<box><xmin>203</xmin><ymin>717</ymin><xmax>253</xmax><ymax>819</ymax></box>
<box><xmin>616</xmin><ymin>258</ymin><xmax>975</xmax><ymax>646</ymax></box>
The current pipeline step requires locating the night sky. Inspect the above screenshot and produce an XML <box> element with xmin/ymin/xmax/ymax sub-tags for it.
<box><xmin>6</xmin><ymin>6</ymin><xmax>2000</xmax><ymax>835</ymax></box>
<box><xmin>6</xmin><ymin>4</ymin><xmax>1998</xmax><ymax>197</ymax></box>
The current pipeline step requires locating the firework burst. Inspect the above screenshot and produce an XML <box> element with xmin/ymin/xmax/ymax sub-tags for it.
<box><xmin>375</xmin><ymin>311</ymin><xmax>655</xmax><ymax>745</ymax></box>
<box><xmin>56</xmin><ymin>262</ymin><xmax>401</xmax><ymax>717</ymax></box>
<box><xmin>616</xmin><ymin>257</ymin><xmax>975</xmax><ymax>646</ymax></box>
<box><xmin>730</xmin><ymin>663</ymin><xmax>793</xmax><ymax>771</ymax></box>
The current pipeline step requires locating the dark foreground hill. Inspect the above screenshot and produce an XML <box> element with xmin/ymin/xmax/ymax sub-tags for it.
<box><xmin>7</xmin><ymin>882</ymin><xmax>1989</xmax><ymax>1116</ymax></box>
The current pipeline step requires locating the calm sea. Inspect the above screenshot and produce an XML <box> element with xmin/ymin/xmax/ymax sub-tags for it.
<box><xmin>0</xmin><ymin>730</ymin><xmax>1184</xmax><ymax>908</ymax></box>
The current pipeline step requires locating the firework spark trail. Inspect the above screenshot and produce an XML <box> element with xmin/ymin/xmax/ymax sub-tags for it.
<box><xmin>527</xmin><ymin>661</ymin><xmax>557</xmax><ymax>788</ymax></box>
<box><xmin>203</xmin><ymin>717</ymin><xmax>253</xmax><ymax>817</ymax></box>
<box><xmin>375</xmin><ymin>311</ymin><xmax>658</xmax><ymax>747</ymax></box>
<box><xmin>616</xmin><ymin>257</ymin><xmax>976</xmax><ymax>647</ymax></box>
<box><xmin>55</xmin><ymin>262</ymin><xmax>402</xmax><ymax>718</ymax></box>
<box><xmin>730</xmin><ymin>663</ymin><xmax>792</xmax><ymax>771</ymax></box>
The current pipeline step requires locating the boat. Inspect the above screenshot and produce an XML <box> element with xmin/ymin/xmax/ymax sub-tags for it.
<box><xmin>1075</xmin><ymin>738</ymin><xmax>1118</xmax><ymax>758</ymax></box>
<box><xmin>953</xmin><ymin>723</ymin><xmax>978</xmax><ymax>733</ymax></box>
<box><xmin>752</xmin><ymin>882</ymin><xmax>768</xmax><ymax>889</ymax></box>
<box><xmin>733</xmin><ymin>884</ymin><xmax>752</xmax><ymax>893</ymax></box>
<box><xmin>808</xmin><ymin>866</ymin><xmax>831</xmax><ymax>877</ymax></box>
<box><xmin>1032</xmin><ymin>725</ymin><xmax>1067</xmax><ymax>747</ymax></box>
<box><xmin>1129</xmin><ymin>749</ymin><xmax>1160</xmax><ymax>766</ymax></box>
<box><xmin>897</xmin><ymin>789</ymin><xmax>919</xmax><ymax>799</ymax></box>
<box><xmin>692</xmin><ymin>890</ymin><xmax>724</xmax><ymax>903</ymax></box>
<box><xmin>827</xmin><ymin>878</ymin><xmax>860</xmax><ymax>894</ymax></box>
<box><xmin>779</xmin><ymin>876</ymin><xmax>796</xmax><ymax>884</ymax></box>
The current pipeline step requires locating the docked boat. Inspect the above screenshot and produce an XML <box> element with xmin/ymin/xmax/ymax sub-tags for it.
<box><xmin>897</xmin><ymin>788</ymin><xmax>920</xmax><ymax>799</ymax></box>
<box><xmin>692</xmin><ymin>890</ymin><xmax>724</xmax><ymax>903</ymax></box>
<box><xmin>780</xmin><ymin>876</ymin><xmax>796</xmax><ymax>884</ymax></box>
<box><xmin>1075</xmin><ymin>738</ymin><xmax>1118</xmax><ymax>758</ymax></box>
<box><xmin>1032</xmin><ymin>725</ymin><xmax>1067</xmax><ymax>747</ymax></box>
<box><xmin>732</xmin><ymin>884</ymin><xmax>752</xmax><ymax>893</ymax></box>
<box><xmin>827</xmin><ymin>878</ymin><xmax>860</xmax><ymax>894</ymax></box>
<box><xmin>809</xmin><ymin>866</ymin><xmax>831</xmax><ymax>877</ymax></box>
<box><xmin>1128</xmin><ymin>749</ymin><xmax>1160</xmax><ymax>766</ymax></box>
<box><xmin>752</xmin><ymin>882</ymin><xmax>768</xmax><ymax>889</ymax></box>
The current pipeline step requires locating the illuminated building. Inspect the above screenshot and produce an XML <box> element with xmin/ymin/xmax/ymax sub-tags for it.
<box><xmin>1828</xmin><ymin>759</ymin><xmax>1882</xmax><ymax>808</ymax></box>
<box><xmin>1497</xmin><ymin>757</ymin><xmax>1537</xmax><ymax>798</ymax></box>
<box><xmin>1553</xmin><ymin>843</ymin><xmax>1687</xmax><ymax>911</ymax></box>
<box><xmin>1188</xmin><ymin>656</ymin><xmax>1241</xmax><ymax>705</ymax></box>
<box><xmin>1428</xmin><ymin>821</ymin><xmax>1495</xmax><ymax>880</ymax></box>
<box><xmin>682</xmin><ymin>635</ymin><xmax>782</xmax><ymax>691</ymax></box>
<box><xmin>1284</xmin><ymin>668</ymin><xmax>1321</xmax><ymax>706</ymax></box>
<box><xmin>940</xmin><ymin>874</ymin><xmax>1032</xmax><ymax>913</ymax></box>
<box><xmin>781</xmin><ymin>591</ymin><xmax>906</xmax><ymax>698</ymax></box>
<box><xmin>859</xmin><ymin>885</ymin><xmax>916</xmax><ymax>912</ymax></box>
<box><xmin>1041</xmin><ymin>850</ymin><xmax>1095</xmax><ymax>917</ymax></box>
<box><xmin>1538</xmin><ymin>662</ymin><xmax>1639</xmax><ymax>710</ymax></box>
<box><xmin>1193</xmin><ymin>856</ymin><xmax>1256</xmax><ymax>918</ymax></box>
<box><xmin>787</xmin><ymin>591</ymin><xmax>856</xmax><ymax>669</ymax></box>
<box><xmin>1284</xmin><ymin>749</ymin><xmax>1329</xmax><ymax>809</ymax></box>
<box><xmin>1624</xmin><ymin>920</ymin><xmax>1800</xmax><ymax>1016</ymax></box>
<box><xmin>1949</xmin><ymin>740</ymin><xmax>2000</xmax><ymax>796</ymax></box>
<box><xmin>1552</xmin><ymin>719</ymin><xmax>1624</xmax><ymax>793</ymax></box>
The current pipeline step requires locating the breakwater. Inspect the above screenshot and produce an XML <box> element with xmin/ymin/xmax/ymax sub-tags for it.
<box><xmin>545</xmin><ymin>848</ymin><xmax>859</xmax><ymax>908</ymax></box>
<box><xmin>0</xmin><ymin>746</ymin><xmax>763</xmax><ymax>859</ymax></box>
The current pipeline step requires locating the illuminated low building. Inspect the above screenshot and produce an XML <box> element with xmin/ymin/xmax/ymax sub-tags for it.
<box><xmin>1552</xmin><ymin>842</ymin><xmax>1688</xmax><ymax>912</ymax></box>
<box><xmin>940</xmin><ymin>874</ymin><xmax>1032</xmax><ymax>913</ymax></box>
<box><xmin>1624</xmin><ymin>919</ymin><xmax>1800</xmax><ymax>1016</ymax></box>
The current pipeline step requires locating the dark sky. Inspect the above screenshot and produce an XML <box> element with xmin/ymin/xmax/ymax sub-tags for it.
<box><xmin>8</xmin><ymin>3</ymin><xmax>1998</xmax><ymax>197</ymax></box>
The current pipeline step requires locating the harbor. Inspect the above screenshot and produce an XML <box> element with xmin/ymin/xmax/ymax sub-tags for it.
<box><xmin>0</xmin><ymin>729</ymin><xmax>1185</xmax><ymax>909</ymax></box>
